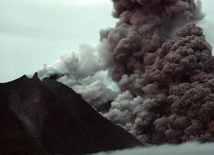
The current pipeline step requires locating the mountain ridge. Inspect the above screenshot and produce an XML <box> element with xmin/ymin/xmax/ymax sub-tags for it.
<box><xmin>0</xmin><ymin>73</ymin><xmax>142</xmax><ymax>155</ymax></box>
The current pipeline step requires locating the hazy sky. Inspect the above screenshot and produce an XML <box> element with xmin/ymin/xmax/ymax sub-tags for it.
<box><xmin>0</xmin><ymin>0</ymin><xmax>213</xmax><ymax>82</ymax></box>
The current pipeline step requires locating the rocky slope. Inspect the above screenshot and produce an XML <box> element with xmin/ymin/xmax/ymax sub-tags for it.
<box><xmin>0</xmin><ymin>73</ymin><xmax>141</xmax><ymax>155</ymax></box>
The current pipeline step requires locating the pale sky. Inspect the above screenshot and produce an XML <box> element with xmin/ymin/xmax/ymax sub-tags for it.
<box><xmin>0</xmin><ymin>0</ymin><xmax>213</xmax><ymax>82</ymax></box>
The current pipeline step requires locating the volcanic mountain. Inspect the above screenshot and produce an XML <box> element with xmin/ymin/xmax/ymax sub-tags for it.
<box><xmin>0</xmin><ymin>73</ymin><xmax>142</xmax><ymax>155</ymax></box>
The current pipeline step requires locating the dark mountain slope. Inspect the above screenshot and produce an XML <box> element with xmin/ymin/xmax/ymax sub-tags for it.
<box><xmin>0</xmin><ymin>75</ymin><xmax>48</xmax><ymax>155</ymax></box>
<box><xmin>0</xmin><ymin>73</ymin><xmax>142</xmax><ymax>155</ymax></box>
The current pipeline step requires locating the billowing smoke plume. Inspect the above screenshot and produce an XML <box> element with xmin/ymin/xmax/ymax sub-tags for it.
<box><xmin>38</xmin><ymin>0</ymin><xmax>214</xmax><ymax>145</ymax></box>
<box><xmin>38</xmin><ymin>44</ymin><xmax>118</xmax><ymax>108</ymax></box>
<box><xmin>101</xmin><ymin>0</ymin><xmax>214</xmax><ymax>145</ymax></box>
<box><xmin>100</xmin><ymin>0</ymin><xmax>204</xmax><ymax>83</ymax></box>
<box><xmin>106</xmin><ymin>23</ymin><xmax>214</xmax><ymax>144</ymax></box>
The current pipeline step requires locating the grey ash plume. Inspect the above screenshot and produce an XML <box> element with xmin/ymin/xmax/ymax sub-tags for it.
<box><xmin>38</xmin><ymin>0</ymin><xmax>214</xmax><ymax>145</ymax></box>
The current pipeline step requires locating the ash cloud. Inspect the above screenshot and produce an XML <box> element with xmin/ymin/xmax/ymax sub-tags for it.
<box><xmin>38</xmin><ymin>0</ymin><xmax>214</xmax><ymax>146</ymax></box>
<box><xmin>102</xmin><ymin>0</ymin><xmax>214</xmax><ymax>145</ymax></box>
<box><xmin>101</xmin><ymin>0</ymin><xmax>204</xmax><ymax>83</ymax></box>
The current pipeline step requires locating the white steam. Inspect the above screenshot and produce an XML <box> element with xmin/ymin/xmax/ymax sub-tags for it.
<box><xmin>93</xmin><ymin>142</ymin><xmax>214</xmax><ymax>155</ymax></box>
<box><xmin>37</xmin><ymin>43</ymin><xmax>118</xmax><ymax>107</ymax></box>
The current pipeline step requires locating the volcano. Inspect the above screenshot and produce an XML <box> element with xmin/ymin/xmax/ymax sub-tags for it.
<box><xmin>0</xmin><ymin>73</ymin><xmax>141</xmax><ymax>155</ymax></box>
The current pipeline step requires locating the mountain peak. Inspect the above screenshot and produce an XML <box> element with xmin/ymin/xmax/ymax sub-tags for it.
<box><xmin>0</xmin><ymin>75</ymin><xmax>142</xmax><ymax>154</ymax></box>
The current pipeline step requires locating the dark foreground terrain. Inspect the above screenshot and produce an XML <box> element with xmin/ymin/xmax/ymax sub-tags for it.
<box><xmin>0</xmin><ymin>73</ymin><xmax>141</xmax><ymax>155</ymax></box>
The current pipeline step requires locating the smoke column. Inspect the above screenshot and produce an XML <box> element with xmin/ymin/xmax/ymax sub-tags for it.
<box><xmin>38</xmin><ymin>0</ymin><xmax>214</xmax><ymax>145</ymax></box>
<box><xmin>100</xmin><ymin>0</ymin><xmax>203</xmax><ymax>82</ymax></box>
